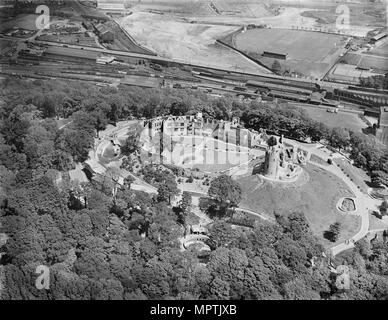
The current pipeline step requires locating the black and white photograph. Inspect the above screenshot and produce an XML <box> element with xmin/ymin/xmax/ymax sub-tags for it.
<box><xmin>0</xmin><ymin>0</ymin><xmax>388</xmax><ymax>308</ymax></box>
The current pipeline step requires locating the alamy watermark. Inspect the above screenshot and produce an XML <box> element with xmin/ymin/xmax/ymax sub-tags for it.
<box><xmin>35</xmin><ymin>265</ymin><xmax>50</xmax><ymax>290</ymax></box>
<box><xmin>35</xmin><ymin>5</ymin><xmax>50</xmax><ymax>30</ymax></box>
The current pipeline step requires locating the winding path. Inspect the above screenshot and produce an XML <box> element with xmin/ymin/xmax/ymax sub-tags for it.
<box><xmin>86</xmin><ymin>120</ymin><xmax>157</xmax><ymax>194</ymax></box>
<box><xmin>292</xmin><ymin>141</ymin><xmax>382</xmax><ymax>256</ymax></box>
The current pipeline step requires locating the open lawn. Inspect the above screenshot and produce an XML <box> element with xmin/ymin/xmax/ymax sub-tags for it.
<box><xmin>369</xmin><ymin>214</ymin><xmax>388</xmax><ymax>232</ymax></box>
<box><xmin>333</xmin><ymin>158</ymin><xmax>370</xmax><ymax>194</ymax></box>
<box><xmin>167</xmin><ymin>135</ymin><xmax>259</xmax><ymax>173</ymax></box>
<box><xmin>296</xmin><ymin>106</ymin><xmax>367</xmax><ymax>133</ymax></box>
<box><xmin>236</xmin><ymin>163</ymin><xmax>361</xmax><ymax>247</ymax></box>
<box><xmin>234</xmin><ymin>29</ymin><xmax>344</xmax><ymax>62</ymax></box>
<box><xmin>0</xmin><ymin>13</ymin><xmax>38</xmax><ymax>32</ymax></box>
<box><xmin>341</xmin><ymin>52</ymin><xmax>388</xmax><ymax>72</ymax></box>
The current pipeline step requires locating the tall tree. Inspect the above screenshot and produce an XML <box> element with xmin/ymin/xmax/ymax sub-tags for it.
<box><xmin>208</xmin><ymin>174</ymin><xmax>242</xmax><ymax>213</ymax></box>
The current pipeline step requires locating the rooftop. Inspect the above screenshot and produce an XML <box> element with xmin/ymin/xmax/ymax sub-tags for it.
<box><xmin>95</xmin><ymin>23</ymin><xmax>112</xmax><ymax>35</ymax></box>
<box><xmin>371</xmin><ymin>32</ymin><xmax>387</xmax><ymax>41</ymax></box>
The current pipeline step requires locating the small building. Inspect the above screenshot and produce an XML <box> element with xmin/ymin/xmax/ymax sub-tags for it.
<box><xmin>96</xmin><ymin>55</ymin><xmax>115</xmax><ymax>64</ymax></box>
<box><xmin>94</xmin><ymin>23</ymin><xmax>114</xmax><ymax>42</ymax></box>
<box><xmin>262</xmin><ymin>51</ymin><xmax>288</xmax><ymax>60</ymax></box>
<box><xmin>370</xmin><ymin>32</ymin><xmax>387</xmax><ymax>45</ymax></box>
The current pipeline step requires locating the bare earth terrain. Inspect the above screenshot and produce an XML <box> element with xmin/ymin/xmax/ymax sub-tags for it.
<box><xmin>118</xmin><ymin>12</ymin><xmax>271</xmax><ymax>73</ymax></box>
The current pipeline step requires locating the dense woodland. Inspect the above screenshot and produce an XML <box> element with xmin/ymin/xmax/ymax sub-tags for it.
<box><xmin>0</xmin><ymin>77</ymin><xmax>387</xmax><ymax>300</ymax></box>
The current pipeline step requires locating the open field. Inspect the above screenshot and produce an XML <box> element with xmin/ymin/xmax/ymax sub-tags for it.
<box><xmin>165</xmin><ymin>135</ymin><xmax>262</xmax><ymax>173</ymax></box>
<box><xmin>236</xmin><ymin>163</ymin><xmax>361</xmax><ymax>247</ymax></box>
<box><xmin>0</xmin><ymin>13</ymin><xmax>38</xmax><ymax>32</ymax></box>
<box><xmin>333</xmin><ymin>158</ymin><xmax>370</xmax><ymax>194</ymax></box>
<box><xmin>327</xmin><ymin>63</ymin><xmax>377</xmax><ymax>83</ymax></box>
<box><xmin>188</xmin><ymin>6</ymin><xmax>317</xmax><ymax>29</ymax></box>
<box><xmin>369</xmin><ymin>214</ymin><xmax>388</xmax><ymax>232</ymax></box>
<box><xmin>295</xmin><ymin>106</ymin><xmax>367</xmax><ymax>133</ymax></box>
<box><xmin>234</xmin><ymin>29</ymin><xmax>344</xmax><ymax>62</ymax></box>
<box><xmin>340</xmin><ymin>52</ymin><xmax>388</xmax><ymax>73</ymax></box>
<box><xmin>300</xmin><ymin>3</ymin><xmax>387</xmax><ymax>29</ymax></box>
<box><xmin>118</xmin><ymin>12</ymin><xmax>271</xmax><ymax>73</ymax></box>
<box><xmin>232</xmin><ymin>28</ymin><xmax>346</xmax><ymax>78</ymax></box>
<box><xmin>123</xmin><ymin>0</ymin><xmax>275</xmax><ymax>18</ymax></box>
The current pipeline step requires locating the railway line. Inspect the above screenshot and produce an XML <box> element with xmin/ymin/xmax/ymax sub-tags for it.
<box><xmin>3</xmin><ymin>34</ymin><xmax>386</xmax><ymax>111</ymax></box>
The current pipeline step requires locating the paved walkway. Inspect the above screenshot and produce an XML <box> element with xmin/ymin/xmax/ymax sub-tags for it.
<box><xmin>235</xmin><ymin>207</ymin><xmax>276</xmax><ymax>223</ymax></box>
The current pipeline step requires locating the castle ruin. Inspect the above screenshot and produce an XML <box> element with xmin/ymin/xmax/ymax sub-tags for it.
<box><xmin>262</xmin><ymin>135</ymin><xmax>304</xmax><ymax>182</ymax></box>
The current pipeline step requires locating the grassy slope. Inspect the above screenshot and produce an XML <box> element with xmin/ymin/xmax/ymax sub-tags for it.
<box><xmin>237</xmin><ymin>163</ymin><xmax>361</xmax><ymax>247</ymax></box>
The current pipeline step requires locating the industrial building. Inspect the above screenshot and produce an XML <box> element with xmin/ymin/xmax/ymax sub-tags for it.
<box><xmin>94</xmin><ymin>23</ymin><xmax>114</xmax><ymax>42</ymax></box>
<box><xmin>369</xmin><ymin>32</ymin><xmax>387</xmax><ymax>45</ymax></box>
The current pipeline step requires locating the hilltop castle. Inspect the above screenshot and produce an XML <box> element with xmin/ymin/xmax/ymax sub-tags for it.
<box><xmin>262</xmin><ymin>135</ymin><xmax>305</xmax><ymax>182</ymax></box>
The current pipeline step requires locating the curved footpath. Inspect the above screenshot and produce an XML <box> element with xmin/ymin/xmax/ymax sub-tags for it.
<box><xmin>292</xmin><ymin>141</ymin><xmax>383</xmax><ymax>256</ymax></box>
<box><xmin>87</xmin><ymin>120</ymin><xmax>157</xmax><ymax>194</ymax></box>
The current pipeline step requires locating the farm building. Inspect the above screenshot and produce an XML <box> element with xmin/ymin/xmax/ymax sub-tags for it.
<box><xmin>369</xmin><ymin>32</ymin><xmax>387</xmax><ymax>45</ymax></box>
<box><xmin>262</xmin><ymin>51</ymin><xmax>288</xmax><ymax>60</ymax></box>
<box><xmin>94</xmin><ymin>23</ymin><xmax>114</xmax><ymax>42</ymax></box>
